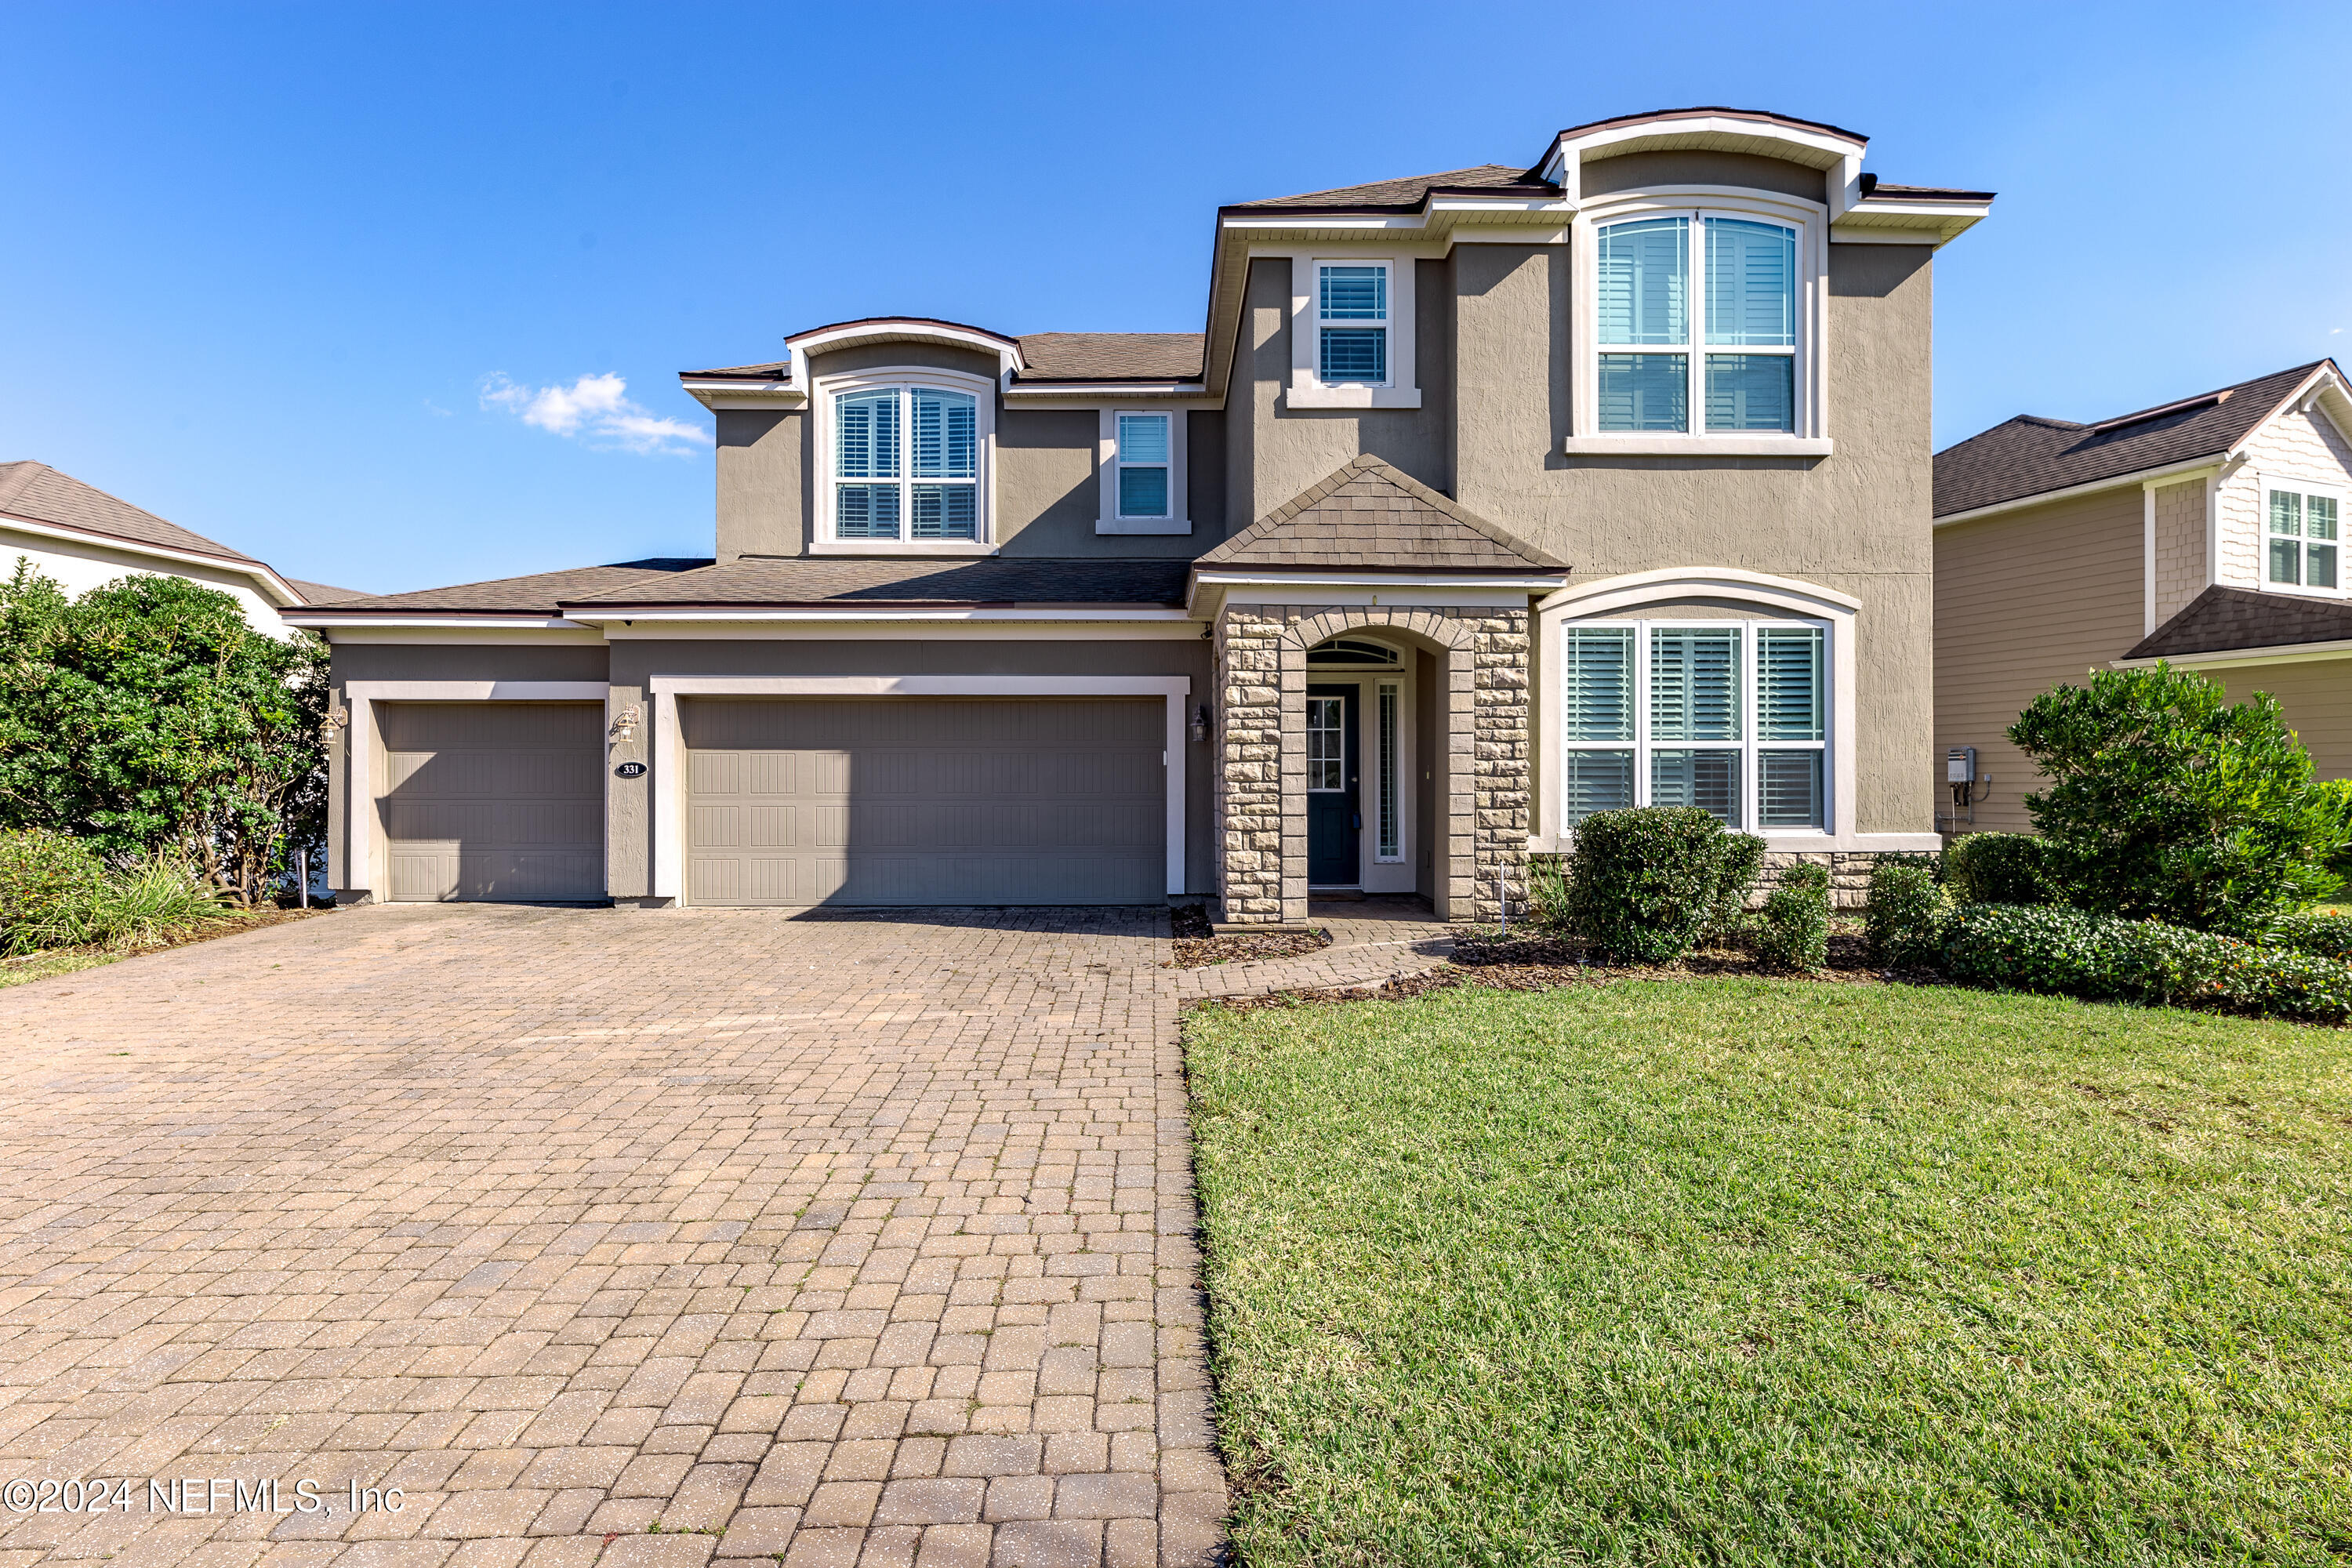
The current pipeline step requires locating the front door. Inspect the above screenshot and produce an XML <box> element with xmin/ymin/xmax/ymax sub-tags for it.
<box><xmin>1306</xmin><ymin>685</ymin><xmax>1360</xmax><ymax>884</ymax></box>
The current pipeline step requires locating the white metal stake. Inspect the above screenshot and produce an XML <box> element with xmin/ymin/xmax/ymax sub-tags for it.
<box><xmin>1498</xmin><ymin>866</ymin><xmax>1507</xmax><ymax>935</ymax></box>
<box><xmin>298</xmin><ymin>850</ymin><xmax>307</xmax><ymax>909</ymax></box>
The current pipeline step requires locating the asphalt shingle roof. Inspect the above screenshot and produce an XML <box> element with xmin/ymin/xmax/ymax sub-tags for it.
<box><xmin>561</xmin><ymin>557</ymin><xmax>1192</xmax><ymax>608</ymax></box>
<box><xmin>2126</xmin><ymin>585</ymin><xmax>2352</xmax><ymax>660</ymax></box>
<box><xmin>1014</xmin><ymin>333</ymin><xmax>1203</xmax><ymax>383</ymax></box>
<box><xmin>1231</xmin><ymin>164</ymin><xmax>1553</xmax><ymax>211</ymax></box>
<box><xmin>1198</xmin><ymin>455</ymin><xmax>1566</xmax><ymax>573</ymax></box>
<box><xmin>302</xmin><ymin>560</ymin><xmax>714</xmax><ymax>615</ymax></box>
<box><xmin>0</xmin><ymin>461</ymin><xmax>264</xmax><ymax>566</ymax></box>
<box><xmin>1934</xmin><ymin>362</ymin><xmax>2331</xmax><ymax>517</ymax></box>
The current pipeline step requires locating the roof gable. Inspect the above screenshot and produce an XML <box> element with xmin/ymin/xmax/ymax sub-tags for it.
<box><xmin>0</xmin><ymin>461</ymin><xmax>264</xmax><ymax>567</ymax></box>
<box><xmin>1936</xmin><ymin>361</ymin><xmax>2342</xmax><ymax>517</ymax></box>
<box><xmin>1198</xmin><ymin>455</ymin><xmax>1566</xmax><ymax>572</ymax></box>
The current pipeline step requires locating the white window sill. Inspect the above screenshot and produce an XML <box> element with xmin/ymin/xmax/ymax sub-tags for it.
<box><xmin>808</xmin><ymin>538</ymin><xmax>999</xmax><ymax>557</ymax></box>
<box><xmin>1563</xmin><ymin>435</ymin><xmax>1834</xmax><ymax>456</ymax></box>
<box><xmin>1287</xmin><ymin>381</ymin><xmax>1422</xmax><ymax>410</ymax></box>
<box><xmin>1096</xmin><ymin>518</ymin><xmax>1193</xmax><ymax>536</ymax></box>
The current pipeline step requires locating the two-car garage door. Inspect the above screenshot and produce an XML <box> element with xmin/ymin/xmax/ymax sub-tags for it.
<box><xmin>682</xmin><ymin>697</ymin><xmax>1164</xmax><ymax>906</ymax></box>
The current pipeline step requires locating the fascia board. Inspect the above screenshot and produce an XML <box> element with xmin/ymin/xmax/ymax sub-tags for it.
<box><xmin>2114</xmin><ymin>638</ymin><xmax>2352</xmax><ymax>670</ymax></box>
<box><xmin>1190</xmin><ymin>571</ymin><xmax>1565</xmax><ymax>590</ymax></box>
<box><xmin>558</xmin><ymin>606</ymin><xmax>1194</xmax><ymax>623</ymax></box>
<box><xmin>284</xmin><ymin>614</ymin><xmax>593</xmax><ymax>630</ymax></box>
<box><xmin>1932</xmin><ymin>456</ymin><xmax>2230</xmax><ymax>526</ymax></box>
<box><xmin>0</xmin><ymin>512</ymin><xmax>302</xmax><ymax>606</ymax></box>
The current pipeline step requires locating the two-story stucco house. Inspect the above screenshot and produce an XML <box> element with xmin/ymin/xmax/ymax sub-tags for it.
<box><xmin>1934</xmin><ymin>358</ymin><xmax>2352</xmax><ymax>833</ymax></box>
<box><xmin>290</xmin><ymin>107</ymin><xmax>1991</xmax><ymax>922</ymax></box>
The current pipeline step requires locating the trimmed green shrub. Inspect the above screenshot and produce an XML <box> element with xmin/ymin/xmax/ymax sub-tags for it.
<box><xmin>1753</xmin><ymin>861</ymin><xmax>1831</xmax><ymax>971</ymax></box>
<box><xmin>2266</xmin><ymin>909</ymin><xmax>2352</xmax><ymax>963</ymax></box>
<box><xmin>1525</xmin><ymin>853</ymin><xmax>1570</xmax><ymax>931</ymax></box>
<box><xmin>1564</xmin><ymin>808</ymin><xmax>1765</xmax><ymax>965</ymax></box>
<box><xmin>1944</xmin><ymin>832</ymin><xmax>2057</xmax><ymax>906</ymax></box>
<box><xmin>1943</xmin><ymin>902</ymin><xmax>2352</xmax><ymax>1023</ymax></box>
<box><xmin>0</xmin><ymin>829</ymin><xmax>104</xmax><ymax>956</ymax></box>
<box><xmin>1866</xmin><ymin>859</ymin><xmax>1952</xmax><ymax>967</ymax></box>
<box><xmin>2321</xmin><ymin>779</ymin><xmax>2352</xmax><ymax>885</ymax></box>
<box><xmin>2009</xmin><ymin>662</ymin><xmax>2345</xmax><ymax>935</ymax></box>
<box><xmin>1704</xmin><ymin>831</ymin><xmax>1766</xmax><ymax>939</ymax></box>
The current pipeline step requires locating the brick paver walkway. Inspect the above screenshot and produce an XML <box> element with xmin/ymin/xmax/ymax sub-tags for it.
<box><xmin>0</xmin><ymin>903</ymin><xmax>1454</xmax><ymax>1568</ymax></box>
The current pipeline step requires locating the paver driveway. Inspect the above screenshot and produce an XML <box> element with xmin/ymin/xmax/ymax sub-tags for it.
<box><xmin>0</xmin><ymin>902</ymin><xmax>1399</xmax><ymax>1568</ymax></box>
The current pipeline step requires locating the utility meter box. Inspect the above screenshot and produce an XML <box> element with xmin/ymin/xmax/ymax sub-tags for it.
<box><xmin>1947</xmin><ymin>746</ymin><xmax>1977</xmax><ymax>785</ymax></box>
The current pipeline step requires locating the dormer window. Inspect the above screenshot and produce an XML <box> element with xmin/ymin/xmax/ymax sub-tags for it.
<box><xmin>1317</xmin><ymin>263</ymin><xmax>1390</xmax><ymax>387</ymax></box>
<box><xmin>1570</xmin><ymin>196</ymin><xmax>1828</xmax><ymax>455</ymax></box>
<box><xmin>815</xmin><ymin>368</ymin><xmax>996</xmax><ymax>553</ymax></box>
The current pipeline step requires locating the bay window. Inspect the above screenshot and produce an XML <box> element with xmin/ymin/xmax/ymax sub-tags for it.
<box><xmin>820</xmin><ymin>371</ymin><xmax>992</xmax><ymax>549</ymax></box>
<box><xmin>2267</xmin><ymin>485</ymin><xmax>2343</xmax><ymax>591</ymax></box>
<box><xmin>1560</xmin><ymin>619</ymin><xmax>1828</xmax><ymax>832</ymax></box>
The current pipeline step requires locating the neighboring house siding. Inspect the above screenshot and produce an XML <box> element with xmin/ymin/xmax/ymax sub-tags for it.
<box><xmin>1450</xmin><ymin>225</ymin><xmax>1940</xmax><ymax>837</ymax></box>
<box><xmin>2223</xmin><ymin>405</ymin><xmax>2352</xmax><ymax>586</ymax></box>
<box><xmin>1933</xmin><ymin>487</ymin><xmax>2144</xmax><ymax>833</ymax></box>
<box><xmin>2210</xmin><ymin>657</ymin><xmax>2352</xmax><ymax>781</ymax></box>
<box><xmin>1</xmin><ymin>527</ymin><xmax>293</xmax><ymax>636</ymax></box>
<box><xmin>2151</xmin><ymin>477</ymin><xmax>2205</xmax><ymax>626</ymax></box>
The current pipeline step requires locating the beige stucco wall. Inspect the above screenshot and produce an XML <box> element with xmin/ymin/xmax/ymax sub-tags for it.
<box><xmin>715</xmin><ymin>342</ymin><xmax>1222</xmax><ymax>561</ymax></box>
<box><xmin>1445</xmin><ymin>237</ymin><xmax>1939</xmax><ymax>836</ymax></box>
<box><xmin>2151</xmin><ymin>477</ymin><xmax>2207</xmax><ymax>626</ymax></box>
<box><xmin>1933</xmin><ymin>486</ymin><xmax>2144</xmax><ymax>833</ymax></box>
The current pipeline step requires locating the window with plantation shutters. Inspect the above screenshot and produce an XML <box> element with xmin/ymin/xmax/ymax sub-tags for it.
<box><xmin>822</xmin><ymin>372</ymin><xmax>992</xmax><ymax>547</ymax></box>
<box><xmin>1560</xmin><ymin>617</ymin><xmax>1829</xmax><ymax>833</ymax></box>
<box><xmin>1317</xmin><ymin>262</ymin><xmax>1389</xmax><ymax>387</ymax></box>
<box><xmin>1581</xmin><ymin>202</ymin><xmax>1813</xmax><ymax>446</ymax></box>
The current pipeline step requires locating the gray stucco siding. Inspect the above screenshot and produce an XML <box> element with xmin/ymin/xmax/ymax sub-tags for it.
<box><xmin>601</xmin><ymin>637</ymin><xmax>1214</xmax><ymax>902</ymax></box>
<box><xmin>1580</xmin><ymin>149</ymin><xmax>1830</xmax><ymax>204</ymax></box>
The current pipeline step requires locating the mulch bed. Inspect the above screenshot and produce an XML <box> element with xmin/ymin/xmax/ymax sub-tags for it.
<box><xmin>1165</xmin><ymin>903</ymin><xmax>1335</xmax><ymax>969</ymax></box>
<box><xmin>1202</xmin><ymin>921</ymin><xmax>1916</xmax><ymax>1010</ymax></box>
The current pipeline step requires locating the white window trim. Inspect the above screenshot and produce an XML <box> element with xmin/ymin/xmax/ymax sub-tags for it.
<box><xmin>645</xmin><ymin>674</ymin><xmax>1191</xmax><ymax>903</ymax></box>
<box><xmin>1566</xmin><ymin>187</ymin><xmax>1832</xmax><ymax>456</ymax></box>
<box><xmin>1526</xmin><ymin>569</ymin><xmax>1947</xmax><ymax>853</ymax></box>
<box><xmin>1095</xmin><ymin>408</ymin><xmax>1191</xmax><ymax>535</ymax></box>
<box><xmin>811</xmin><ymin>366</ymin><xmax>999</xmax><ymax>557</ymax></box>
<box><xmin>336</xmin><ymin>681</ymin><xmax>612</xmax><ymax>897</ymax></box>
<box><xmin>1552</xmin><ymin>616</ymin><xmax>1831</xmax><ymax>837</ymax></box>
<box><xmin>2258</xmin><ymin>473</ymin><xmax>2350</xmax><ymax>600</ymax></box>
<box><xmin>1287</xmin><ymin>254</ymin><xmax>1422</xmax><ymax>409</ymax></box>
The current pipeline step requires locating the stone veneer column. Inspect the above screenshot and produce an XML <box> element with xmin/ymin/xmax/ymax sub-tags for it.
<box><xmin>1210</xmin><ymin>602</ymin><xmax>1532</xmax><ymax>926</ymax></box>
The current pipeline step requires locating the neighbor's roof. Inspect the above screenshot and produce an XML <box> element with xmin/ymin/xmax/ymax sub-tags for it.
<box><xmin>560</xmin><ymin>557</ymin><xmax>1192</xmax><ymax>610</ymax></box>
<box><xmin>285</xmin><ymin>579</ymin><xmax>367</xmax><ymax>604</ymax></box>
<box><xmin>2126</xmin><ymin>584</ymin><xmax>2352</xmax><ymax>661</ymax></box>
<box><xmin>292</xmin><ymin>559</ymin><xmax>715</xmax><ymax>616</ymax></box>
<box><xmin>1935</xmin><ymin>361</ymin><xmax>2334</xmax><ymax>517</ymax></box>
<box><xmin>1198</xmin><ymin>455</ymin><xmax>1567</xmax><ymax>574</ymax></box>
<box><xmin>0</xmin><ymin>461</ymin><xmax>265</xmax><ymax>566</ymax></box>
<box><xmin>1229</xmin><ymin>163</ymin><xmax>1555</xmax><ymax>212</ymax></box>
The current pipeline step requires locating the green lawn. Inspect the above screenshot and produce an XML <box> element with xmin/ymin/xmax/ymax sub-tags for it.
<box><xmin>1185</xmin><ymin>978</ymin><xmax>2352</xmax><ymax>1566</ymax></box>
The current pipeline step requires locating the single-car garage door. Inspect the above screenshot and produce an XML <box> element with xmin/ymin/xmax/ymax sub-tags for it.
<box><xmin>378</xmin><ymin>702</ymin><xmax>604</xmax><ymax>901</ymax></box>
<box><xmin>683</xmin><ymin>697</ymin><xmax>1163</xmax><ymax>906</ymax></box>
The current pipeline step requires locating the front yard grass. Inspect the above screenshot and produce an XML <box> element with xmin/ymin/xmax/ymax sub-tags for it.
<box><xmin>1185</xmin><ymin>978</ymin><xmax>2352</xmax><ymax>1566</ymax></box>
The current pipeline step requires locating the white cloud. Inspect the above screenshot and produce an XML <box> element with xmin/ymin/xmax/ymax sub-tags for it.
<box><xmin>480</xmin><ymin>372</ymin><xmax>710</xmax><ymax>455</ymax></box>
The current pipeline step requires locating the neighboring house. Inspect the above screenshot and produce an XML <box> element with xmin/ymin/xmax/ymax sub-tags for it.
<box><xmin>0</xmin><ymin>460</ymin><xmax>347</xmax><ymax>633</ymax></box>
<box><xmin>287</xmin><ymin>105</ymin><xmax>1991</xmax><ymax>920</ymax></box>
<box><xmin>1934</xmin><ymin>359</ymin><xmax>2352</xmax><ymax>833</ymax></box>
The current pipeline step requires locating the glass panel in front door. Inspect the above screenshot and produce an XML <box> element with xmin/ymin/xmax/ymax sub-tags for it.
<box><xmin>1307</xmin><ymin>698</ymin><xmax>1345</xmax><ymax>790</ymax></box>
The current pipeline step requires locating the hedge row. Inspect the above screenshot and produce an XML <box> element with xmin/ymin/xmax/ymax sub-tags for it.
<box><xmin>1940</xmin><ymin>902</ymin><xmax>2352</xmax><ymax>1024</ymax></box>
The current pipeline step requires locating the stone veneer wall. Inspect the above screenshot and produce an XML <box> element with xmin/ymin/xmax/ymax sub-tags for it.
<box><xmin>1213</xmin><ymin>603</ymin><xmax>1531</xmax><ymax>925</ymax></box>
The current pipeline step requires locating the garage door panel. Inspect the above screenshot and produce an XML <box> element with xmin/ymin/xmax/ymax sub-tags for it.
<box><xmin>681</xmin><ymin>697</ymin><xmax>1164</xmax><ymax>906</ymax></box>
<box><xmin>378</xmin><ymin>702</ymin><xmax>603</xmax><ymax>902</ymax></box>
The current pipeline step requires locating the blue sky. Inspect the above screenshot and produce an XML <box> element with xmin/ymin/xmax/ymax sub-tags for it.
<box><xmin>5</xmin><ymin>1</ymin><xmax>2347</xmax><ymax>596</ymax></box>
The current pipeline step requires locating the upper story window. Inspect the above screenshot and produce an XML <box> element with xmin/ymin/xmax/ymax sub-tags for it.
<box><xmin>817</xmin><ymin>368</ymin><xmax>995</xmax><ymax>551</ymax></box>
<box><xmin>2267</xmin><ymin>485</ymin><xmax>2343</xmax><ymax>591</ymax></box>
<box><xmin>1115</xmin><ymin>414</ymin><xmax>1171</xmax><ymax>520</ymax></box>
<box><xmin>1317</xmin><ymin>263</ymin><xmax>1390</xmax><ymax>387</ymax></box>
<box><xmin>1570</xmin><ymin>197</ymin><xmax>1825</xmax><ymax>454</ymax></box>
<box><xmin>1596</xmin><ymin>214</ymin><xmax>1797</xmax><ymax>434</ymax></box>
<box><xmin>1559</xmin><ymin>619</ymin><xmax>1828</xmax><ymax>832</ymax></box>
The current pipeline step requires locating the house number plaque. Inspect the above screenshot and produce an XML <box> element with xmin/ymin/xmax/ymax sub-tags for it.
<box><xmin>614</xmin><ymin>761</ymin><xmax>648</xmax><ymax>779</ymax></box>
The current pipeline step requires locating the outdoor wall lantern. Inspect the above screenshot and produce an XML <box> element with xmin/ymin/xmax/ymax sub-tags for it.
<box><xmin>610</xmin><ymin>704</ymin><xmax>642</xmax><ymax>745</ymax></box>
<box><xmin>320</xmin><ymin>706</ymin><xmax>349</xmax><ymax>741</ymax></box>
<box><xmin>1189</xmin><ymin>704</ymin><xmax>1210</xmax><ymax>743</ymax></box>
